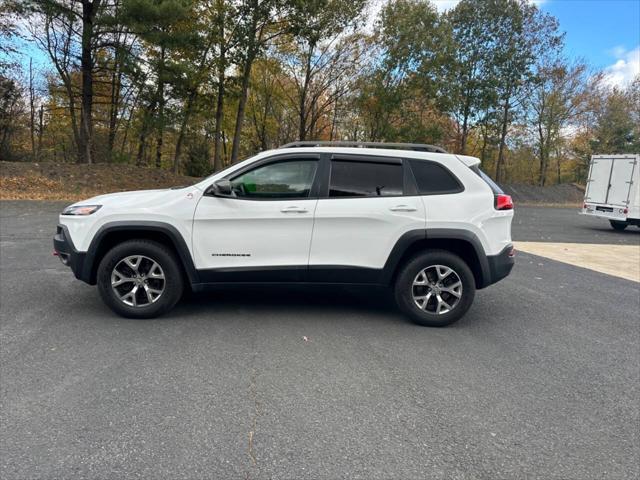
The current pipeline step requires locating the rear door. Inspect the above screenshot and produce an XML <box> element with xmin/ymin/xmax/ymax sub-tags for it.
<box><xmin>308</xmin><ymin>155</ymin><xmax>425</xmax><ymax>279</ymax></box>
<box><xmin>608</xmin><ymin>157</ymin><xmax>637</xmax><ymax>206</ymax></box>
<box><xmin>585</xmin><ymin>157</ymin><xmax>613</xmax><ymax>204</ymax></box>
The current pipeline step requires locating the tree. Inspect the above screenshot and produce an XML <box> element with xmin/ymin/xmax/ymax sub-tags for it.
<box><xmin>284</xmin><ymin>0</ymin><xmax>367</xmax><ymax>141</ymax></box>
<box><xmin>489</xmin><ymin>0</ymin><xmax>563</xmax><ymax>183</ymax></box>
<box><xmin>591</xmin><ymin>79</ymin><xmax>640</xmax><ymax>154</ymax></box>
<box><xmin>22</xmin><ymin>0</ymin><xmax>113</xmax><ymax>163</ymax></box>
<box><xmin>120</xmin><ymin>0</ymin><xmax>196</xmax><ymax>168</ymax></box>
<box><xmin>528</xmin><ymin>61</ymin><xmax>594</xmax><ymax>185</ymax></box>
<box><xmin>0</xmin><ymin>76</ymin><xmax>24</xmax><ymax>159</ymax></box>
<box><xmin>354</xmin><ymin>0</ymin><xmax>453</xmax><ymax>144</ymax></box>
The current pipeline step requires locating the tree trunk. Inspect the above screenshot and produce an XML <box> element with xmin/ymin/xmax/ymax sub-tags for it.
<box><xmin>174</xmin><ymin>89</ymin><xmax>197</xmax><ymax>173</ymax></box>
<box><xmin>107</xmin><ymin>46</ymin><xmax>122</xmax><ymax>160</ymax></box>
<box><xmin>120</xmin><ymin>88</ymin><xmax>141</xmax><ymax>156</ymax></box>
<box><xmin>230</xmin><ymin>16</ymin><xmax>262</xmax><ymax>164</ymax></box>
<box><xmin>230</xmin><ymin>47</ymin><xmax>256</xmax><ymax>163</ymax></box>
<box><xmin>79</xmin><ymin>0</ymin><xmax>97</xmax><ymax>164</ymax></box>
<box><xmin>556</xmin><ymin>149</ymin><xmax>561</xmax><ymax>184</ymax></box>
<box><xmin>213</xmin><ymin>43</ymin><xmax>227</xmax><ymax>172</ymax></box>
<box><xmin>29</xmin><ymin>58</ymin><xmax>36</xmax><ymax>159</ymax></box>
<box><xmin>136</xmin><ymin>100</ymin><xmax>157</xmax><ymax>166</ymax></box>
<box><xmin>37</xmin><ymin>105</ymin><xmax>44</xmax><ymax>158</ymax></box>
<box><xmin>459</xmin><ymin>94</ymin><xmax>471</xmax><ymax>155</ymax></box>
<box><xmin>495</xmin><ymin>98</ymin><xmax>510</xmax><ymax>183</ymax></box>
<box><xmin>480</xmin><ymin>121</ymin><xmax>488</xmax><ymax>165</ymax></box>
<box><xmin>155</xmin><ymin>45</ymin><xmax>166</xmax><ymax>169</ymax></box>
<box><xmin>330</xmin><ymin>98</ymin><xmax>339</xmax><ymax>141</ymax></box>
<box><xmin>298</xmin><ymin>42</ymin><xmax>314</xmax><ymax>141</ymax></box>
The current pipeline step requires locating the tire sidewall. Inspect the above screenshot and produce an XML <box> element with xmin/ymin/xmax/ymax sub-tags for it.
<box><xmin>395</xmin><ymin>250</ymin><xmax>476</xmax><ymax>327</ymax></box>
<box><xmin>97</xmin><ymin>240</ymin><xmax>184</xmax><ymax>318</ymax></box>
<box><xmin>610</xmin><ymin>220</ymin><xmax>627</xmax><ymax>231</ymax></box>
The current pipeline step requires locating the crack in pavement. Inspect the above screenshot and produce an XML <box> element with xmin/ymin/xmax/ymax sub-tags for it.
<box><xmin>245</xmin><ymin>350</ymin><xmax>262</xmax><ymax>480</ymax></box>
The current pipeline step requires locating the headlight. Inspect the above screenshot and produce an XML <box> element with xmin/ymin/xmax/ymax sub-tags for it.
<box><xmin>61</xmin><ymin>205</ymin><xmax>102</xmax><ymax>216</ymax></box>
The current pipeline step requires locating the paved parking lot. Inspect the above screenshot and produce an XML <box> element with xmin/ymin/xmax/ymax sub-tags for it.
<box><xmin>1</xmin><ymin>201</ymin><xmax>639</xmax><ymax>479</ymax></box>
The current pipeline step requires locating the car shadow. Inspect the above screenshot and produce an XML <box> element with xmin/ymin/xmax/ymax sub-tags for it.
<box><xmin>172</xmin><ymin>284</ymin><xmax>406</xmax><ymax>322</ymax></box>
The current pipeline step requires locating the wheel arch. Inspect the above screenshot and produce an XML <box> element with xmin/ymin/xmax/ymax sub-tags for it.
<box><xmin>383</xmin><ymin>229</ymin><xmax>491</xmax><ymax>289</ymax></box>
<box><xmin>81</xmin><ymin>221</ymin><xmax>199</xmax><ymax>286</ymax></box>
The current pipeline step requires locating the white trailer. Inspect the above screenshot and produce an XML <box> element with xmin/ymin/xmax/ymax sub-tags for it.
<box><xmin>582</xmin><ymin>154</ymin><xmax>640</xmax><ymax>230</ymax></box>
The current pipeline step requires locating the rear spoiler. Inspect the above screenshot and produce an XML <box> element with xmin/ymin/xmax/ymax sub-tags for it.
<box><xmin>455</xmin><ymin>155</ymin><xmax>481</xmax><ymax>168</ymax></box>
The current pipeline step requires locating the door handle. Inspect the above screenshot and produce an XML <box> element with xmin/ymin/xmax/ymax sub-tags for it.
<box><xmin>280</xmin><ymin>206</ymin><xmax>308</xmax><ymax>213</ymax></box>
<box><xmin>389</xmin><ymin>205</ymin><xmax>417</xmax><ymax>212</ymax></box>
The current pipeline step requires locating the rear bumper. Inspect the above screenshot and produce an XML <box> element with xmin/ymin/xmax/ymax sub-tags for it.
<box><xmin>53</xmin><ymin>224</ymin><xmax>90</xmax><ymax>283</ymax></box>
<box><xmin>485</xmin><ymin>244</ymin><xmax>515</xmax><ymax>287</ymax></box>
<box><xmin>581</xmin><ymin>204</ymin><xmax>628</xmax><ymax>221</ymax></box>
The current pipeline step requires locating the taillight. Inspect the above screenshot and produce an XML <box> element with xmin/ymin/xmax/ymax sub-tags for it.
<box><xmin>494</xmin><ymin>194</ymin><xmax>513</xmax><ymax>210</ymax></box>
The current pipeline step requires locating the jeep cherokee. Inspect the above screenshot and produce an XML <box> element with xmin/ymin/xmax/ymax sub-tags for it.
<box><xmin>53</xmin><ymin>141</ymin><xmax>514</xmax><ymax>327</ymax></box>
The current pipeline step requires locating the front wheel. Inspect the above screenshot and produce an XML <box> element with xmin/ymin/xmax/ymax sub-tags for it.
<box><xmin>610</xmin><ymin>220</ymin><xmax>628</xmax><ymax>231</ymax></box>
<box><xmin>394</xmin><ymin>250</ymin><xmax>476</xmax><ymax>327</ymax></box>
<box><xmin>97</xmin><ymin>240</ymin><xmax>184</xmax><ymax>318</ymax></box>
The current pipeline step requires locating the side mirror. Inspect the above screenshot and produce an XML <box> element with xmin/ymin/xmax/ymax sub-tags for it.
<box><xmin>208</xmin><ymin>179</ymin><xmax>233</xmax><ymax>197</ymax></box>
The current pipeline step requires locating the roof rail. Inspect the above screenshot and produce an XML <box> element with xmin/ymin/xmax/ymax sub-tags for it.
<box><xmin>279</xmin><ymin>141</ymin><xmax>448</xmax><ymax>154</ymax></box>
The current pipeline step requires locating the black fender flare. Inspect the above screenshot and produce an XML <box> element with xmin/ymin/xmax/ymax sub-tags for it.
<box><xmin>381</xmin><ymin>228</ymin><xmax>491</xmax><ymax>288</ymax></box>
<box><xmin>81</xmin><ymin>221</ymin><xmax>199</xmax><ymax>285</ymax></box>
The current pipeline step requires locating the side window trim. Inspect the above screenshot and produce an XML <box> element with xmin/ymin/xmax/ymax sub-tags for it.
<box><xmin>326</xmin><ymin>155</ymin><xmax>406</xmax><ymax>199</ymax></box>
<box><xmin>210</xmin><ymin>153</ymin><xmax>322</xmax><ymax>201</ymax></box>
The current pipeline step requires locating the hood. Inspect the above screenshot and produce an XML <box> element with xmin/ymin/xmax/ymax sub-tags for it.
<box><xmin>70</xmin><ymin>188</ymin><xmax>185</xmax><ymax>210</ymax></box>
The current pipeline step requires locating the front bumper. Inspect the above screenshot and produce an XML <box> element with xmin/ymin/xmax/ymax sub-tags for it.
<box><xmin>53</xmin><ymin>224</ymin><xmax>89</xmax><ymax>282</ymax></box>
<box><xmin>485</xmin><ymin>244</ymin><xmax>515</xmax><ymax>287</ymax></box>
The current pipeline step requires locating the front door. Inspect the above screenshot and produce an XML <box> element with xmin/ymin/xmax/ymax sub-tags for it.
<box><xmin>192</xmin><ymin>156</ymin><xmax>320</xmax><ymax>279</ymax></box>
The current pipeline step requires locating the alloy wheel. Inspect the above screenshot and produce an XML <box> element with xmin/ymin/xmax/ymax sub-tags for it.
<box><xmin>111</xmin><ymin>255</ymin><xmax>166</xmax><ymax>307</ymax></box>
<box><xmin>412</xmin><ymin>265</ymin><xmax>463</xmax><ymax>314</ymax></box>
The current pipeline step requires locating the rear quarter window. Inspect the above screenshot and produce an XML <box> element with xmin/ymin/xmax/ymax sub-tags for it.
<box><xmin>409</xmin><ymin>160</ymin><xmax>464</xmax><ymax>195</ymax></box>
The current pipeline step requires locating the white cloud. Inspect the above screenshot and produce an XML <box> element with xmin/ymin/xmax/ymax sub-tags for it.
<box><xmin>431</xmin><ymin>0</ymin><xmax>546</xmax><ymax>12</ymax></box>
<box><xmin>603</xmin><ymin>46</ymin><xmax>640</xmax><ymax>88</ymax></box>
<box><xmin>432</xmin><ymin>0</ymin><xmax>461</xmax><ymax>11</ymax></box>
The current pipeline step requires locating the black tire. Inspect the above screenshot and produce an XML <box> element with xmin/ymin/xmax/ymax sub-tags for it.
<box><xmin>610</xmin><ymin>220</ymin><xmax>628</xmax><ymax>231</ymax></box>
<box><xmin>97</xmin><ymin>240</ymin><xmax>184</xmax><ymax>319</ymax></box>
<box><xmin>394</xmin><ymin>250</ymin><xmax>476</xmax><ymax>327</ymax></box>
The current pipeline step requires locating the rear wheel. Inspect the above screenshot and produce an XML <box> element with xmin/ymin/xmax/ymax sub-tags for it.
<box><xmin>394</xmin><ymin>250</ymin><xmax>476</xmax><ymax>327</ymax></box>
<box><xmin>97</xmin><ymin>240</ymin><xmax>184</xmax><ymax>318</ymax></box>
<box><xmin>610</xmin><ymin>220</ymin><xmax>628</xmax><ymax>231</ymax></box>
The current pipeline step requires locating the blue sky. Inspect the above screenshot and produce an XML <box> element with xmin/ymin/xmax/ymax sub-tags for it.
<box><xmin>540</xmin><ymin>0</ymin><xmax>639</xmax><ymax>84</ymax></box>
<box><xmin>434</xmin><ymin>0</ymin><xmax>640</xmax><ymax>86</ymax></box>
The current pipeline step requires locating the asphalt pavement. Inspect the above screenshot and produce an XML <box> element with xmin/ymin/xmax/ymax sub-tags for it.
<box><xmin>511</xmin><ymin>205</ymin><xmax>640</xmax><ymax>244</ymax></box>
<box><xmin>1</xmin><ymin>202</ymin><xmax>638</xmax><ymax>479</ymax></box>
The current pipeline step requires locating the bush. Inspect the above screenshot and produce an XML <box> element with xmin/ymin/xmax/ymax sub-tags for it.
<box><xmin>185</xmin><ymin>141</ymin><xmax>213</xmax><ymax>177</ymax></box>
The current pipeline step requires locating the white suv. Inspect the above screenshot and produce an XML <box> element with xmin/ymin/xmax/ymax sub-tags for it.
<box><xmin>53</xmin><ymin>142</ymin><xmax>514</xmax><ymax>327</ymax></box>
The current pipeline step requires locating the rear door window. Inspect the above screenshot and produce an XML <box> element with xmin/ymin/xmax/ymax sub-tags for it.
<box><xmin>329</xmin><ymin>160</ymin><xmax>403</xmax><ymax>197</ymax></box>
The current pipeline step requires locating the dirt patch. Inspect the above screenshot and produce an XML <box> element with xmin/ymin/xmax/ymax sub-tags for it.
<box><xmin>0</xmin><ymin>161</ymin><xmax>586</xmax><ymax>204</ymax></box>
<box><xmin>0</xmin><ymin>161</ymin><xmax>200</xmax><ymax>201</ymax></box>
<box><xmin>502</xmin><ymin>183</ymin><xmax>585</xmax><ymax>206</ymax></box>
